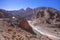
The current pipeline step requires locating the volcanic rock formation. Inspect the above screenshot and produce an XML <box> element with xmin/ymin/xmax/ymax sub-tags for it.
<box><xmin>18</xmin><ymin>19</ymin><xmax>36</xmax><ymax>35</ymax></box>
<box><xmin>33</xmin><ymin>7</ymin><xmax>60</xmax><ymax>28</ymax></box>
<box><xmin>27</xmin><ymin>7</ymin><xmax>60</xmax><ymax>40</ymax></box>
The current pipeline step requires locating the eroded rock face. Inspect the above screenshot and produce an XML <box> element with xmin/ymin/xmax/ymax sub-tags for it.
<box><xmin>18</xmin><ymin>19</ymin><xmax>36</xmax><ymax>35</ymax></box>
<box><xmin>33</xmin><ymin>7</ymin><xmax>60</xmax><ymax>28</ymax></box>
<box><xmin>27</xmin><ymin>7</ymin><xmax>60</xmax><ymax>40</ymax></box>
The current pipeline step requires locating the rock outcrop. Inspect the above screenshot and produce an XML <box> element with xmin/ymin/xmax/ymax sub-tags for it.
<box><xmin>27</xmin><ymin>7</ymin><xmax>60</xmax><ymax>40</ymax></box>
<box><xmin>18</xmin><ymin>19</ymin><xmax>36</xmax><ymax>35</ymax></box>
<box><xmin>33</xmin><ymin>7</ymin><xmax>60</xmax><ymax>28</ymax></box>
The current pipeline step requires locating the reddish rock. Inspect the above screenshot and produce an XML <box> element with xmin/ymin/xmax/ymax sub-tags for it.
<box><xmin>18</xmin><ymin>19</ymin><xmax>36</xmax><ymax>35</ymax></box>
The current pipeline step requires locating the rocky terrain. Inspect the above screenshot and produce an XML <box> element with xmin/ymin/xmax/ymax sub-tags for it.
<box><xmin>0</xmin><ymin>7</ymin><xmax>60</xmax><ymax>40</ymax></box>
<box><xmin>0</xmin><ymin>20</ymin><xmax>38</xmax><ymax>40</ymax></box>
<box><xmin>0</xmin><ymin>20</ymin><xmax>52</xmax><ymax>40</ymax></box>
<box><xmin>33</xmin><ymin>7</ymin><xmax>60</xmax><ymax>27</ymax></box>
<box><xmin>27</xmin><ymin>7</ymin><xmax>60</xmax><ymax>40</ymax></box>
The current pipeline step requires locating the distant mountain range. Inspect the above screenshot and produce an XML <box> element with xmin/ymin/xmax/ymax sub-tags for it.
<box><xmin>0</xmin><ymin>7</ymin><xmax>60</xmax><ymax>39</ymax></box>
<box><xmin>0</xmin><ymin>7</ymin><xmax>60</xmax><ymax>20</ymax></box>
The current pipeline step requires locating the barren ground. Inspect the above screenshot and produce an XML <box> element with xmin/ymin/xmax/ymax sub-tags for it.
<box><xmin>0</xmin><ymin>20</ymin><xmax>52</xmax><ymax>40</ymax></box>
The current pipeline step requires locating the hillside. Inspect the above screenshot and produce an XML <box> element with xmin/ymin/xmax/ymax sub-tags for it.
<box><xmin>0</xmin><ymin>7</ymin><xmax>60</xmax><ymax>40</ymax></box>
<box><xmin>27</xmin><ymin>7</ymin><xmax>60</xmax><ymax>40</ymax></box>
<box><xmin>0</xmin><ymin>9</ymin><xmax>13</xmax><ymax>18</ymax></box>
<box><xmin>0</xmin><ymin>20</ymin><xmax>52</xmax><ymax>40</ymax></box>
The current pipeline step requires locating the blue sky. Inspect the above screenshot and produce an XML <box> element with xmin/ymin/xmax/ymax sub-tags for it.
<box><xmin>0</xmin><ymin>0</ymin><xmax>60</xmax><ymax>10</ymax></box>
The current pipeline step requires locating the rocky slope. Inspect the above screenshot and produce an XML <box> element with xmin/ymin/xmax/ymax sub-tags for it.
<box><xmin>0</xmin><ymin>20</ymin><xmax>52</xmax><ymax>40</ymax></box>
<box><xmin>27</xmin><ymin>7</ymin><xmax>60</xmax><ymax>40</ymax></box>
<box><xmin>0</xmin><ymin>7</ymin><xmax>60</xmax><ymax>40</ymax></box>
<box><xmin>33</xmin><ymin>7</ymin><xmax>60</xmax><ymax>27</ymax></box>
<box><xmin>0</xmin><ymin>9</ymin><xmax>13</xmax><ymax>18</ymax></box>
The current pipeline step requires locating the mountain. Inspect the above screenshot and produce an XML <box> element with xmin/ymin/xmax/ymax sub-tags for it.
<box><xmin>7</xmin><ymin>8</ymin><xmax>33</xmax><ymax>20</ymax></box>
<box><xmin>1</xmin><ymin>7</ymin><xmax>60</xmax><ymax>27</ymax></box>
<box><xmin>0</xmin><ymin>7</ymin><xmax>60</xmax><ymax>40</ymax></box>
<box><xmin>27</xmin><ymin>7</ymin><xmax>60</xmax><ymax>40</ymax></box>
<box><xmin>32</xmin><ymin>7</ymin><xmax>60</xmax><ymax>27</ymax></box>
<box><xmin>0</xmin><ymin>7</ymin><xmax>60</xmax><ymax>27</ymax></box>
<box><xmin>0</xmin><ymin>9</ymin><xmax>13</xmax><ymax>18</ymax></box>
